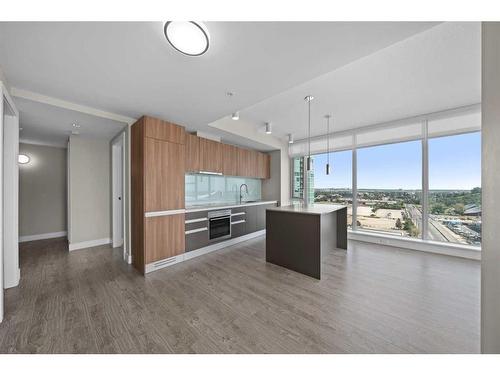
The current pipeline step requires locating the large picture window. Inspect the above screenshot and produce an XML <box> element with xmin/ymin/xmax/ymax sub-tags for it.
<box><xmin>356</xmin><ymin>140</ymin><xmax>422</xmax><ymax>237</ymax></box>
<box><xmin>289</xmin><ymin>107</ymin><xmax>481</xmax><ymax>249</ymax></box>
<box><xmin>312</xmin><ymin>150</ymin><xmax>352</xmax><ymax>226</ymax></box>
<box><xmin>428</xmin><ymin>132</ymin><xmax>481</xmax><ymax>246</ymax></box>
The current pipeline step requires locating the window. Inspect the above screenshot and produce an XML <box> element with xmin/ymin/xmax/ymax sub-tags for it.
<box><xmin>312</xmin><ymin>150</ymin><xmax>353</xmax><ymax>226</ymax></box>
<box><xmin>428</xmin><ymin>132</ymin><xmax>481</xmax><ymax>246</ymax></box>
<box><xmin>289</xmin><ymin>107</ymin><xmax>481</xmax><ymax>250</ymax></box>
<box><xmin>356</xmin><ymin>140</ymin><xmax>422</xmax><ymax>237</ymax></box>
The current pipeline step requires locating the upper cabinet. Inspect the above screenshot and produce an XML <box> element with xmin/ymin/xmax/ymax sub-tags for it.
<box><xmin>185</xmin><ymin>133</ymin><xmax>200</xmax><ymax>173</ymax></box>
<box><xmin>199</xmin><ymin>137</ymin><xmax>223</xmax><ymax>174</ymax></box>
<box><xmin>223</xmin><ymin>144</ymin><xmax>239</xmax><ymax>176</ymax></box>
<box><xmin>258</xmin><ymin>152</ymin><xmax>271</xmax><ymax>179</ymax></box>
<box><xmin>185</xmin><ymin>133</ymin><xmax>271</xmax><ymax>179</ymax></box>
<box><xmin>143</xmin><ymin>116</ymin><xmax>185</xmax><ymax>144</ymax></box>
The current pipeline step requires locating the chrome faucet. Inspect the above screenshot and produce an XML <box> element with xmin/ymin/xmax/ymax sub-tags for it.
<box><xmin>239</xmin><ymin>184</ymin><xmax>248</xmax><ymax>204</ymax></box>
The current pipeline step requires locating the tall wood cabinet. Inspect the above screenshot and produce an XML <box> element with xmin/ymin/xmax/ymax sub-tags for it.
<box><xmin>131</xmin><ymin>116</ymin><xmax>186</xmax><ymax>274</ymax></box>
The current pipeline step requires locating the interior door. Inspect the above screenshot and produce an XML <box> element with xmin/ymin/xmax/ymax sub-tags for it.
<box><xmin>112</xmin><ymin>137</ymin><xmax>124</xmax><ymax>248</ymax></box>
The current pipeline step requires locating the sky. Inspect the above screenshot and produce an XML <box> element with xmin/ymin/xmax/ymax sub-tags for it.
<box><xmin>312</xmin><ymin>132</ymin><xmax>481</xmax><ymax>190</ymax></box>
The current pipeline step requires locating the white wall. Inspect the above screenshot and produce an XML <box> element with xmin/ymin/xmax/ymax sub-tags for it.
<box><xmin>19</xmin><ymin>143</ymin><xmax>67</xmax><ymax>240</ymax></box>
<box><xmin>262</xmin><ymin>150</ymin><xmax>281</xmax><ymax>202</ymax></box>
<box><xmin>481</xmin><ymin>22</ymin><xmax>500</xmax><ymax>353</ymax></box>
<box><xmin>68</xmin><ymin>136</ymin><xmax>111</xmax><ymax>248</ymax></box>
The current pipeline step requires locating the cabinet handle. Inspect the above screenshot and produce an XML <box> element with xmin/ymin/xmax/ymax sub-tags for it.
<box><xmin>185</xmin><ymin>227</ymin><xmax>208</xmax><ymax>235</ymax></box>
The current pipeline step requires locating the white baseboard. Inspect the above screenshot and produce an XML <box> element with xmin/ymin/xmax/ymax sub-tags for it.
<box><xmin>348</xmin><ymin>230</ymin><xmax>481</xmax><ymax>260</ymax></box>
<box><xmin>69</xmin><ymin>237</ymin><xmax>111</xmax><ymax>251</ymax></box>
<box><xmin>19</xmin><ymin>231</ymin><xmax>67</xmax><ymax>243</ymax></box>
<box><xmin>145</xmin><ymin>230</ymin><xmax>266</xmax><ymax>274</ymax></box>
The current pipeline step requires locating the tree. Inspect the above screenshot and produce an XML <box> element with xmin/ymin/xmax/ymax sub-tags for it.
<box><xmin>471</xmin><ymin>187</ymin><xmax>481</xmax><ymax>194</ymax></box>
<box><xmin>395</xmin><ymin>218</ymin><xmax>402</xmax><ymax>229</ymax></box>
<box><xmin>453</xmin><ymin>203</ymin><xmax>465</xmax><ymax>216</ymax></box>
<box><xmin>431</xmin><ymin>203</ymin><xmax>446</xmax><ymax>215</ymax></box>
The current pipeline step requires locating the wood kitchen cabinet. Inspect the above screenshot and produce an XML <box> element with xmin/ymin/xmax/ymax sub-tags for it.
<box><xmin>199</xmin><ymin>137</ymin><xmax>223</xmax><ymax>173</ymax></box>
<box><xmin>237</xmin><ymin>148</ymin><xmax>252</xmax><ymax>177</ymax></box>
<box><xmin>144</xmin><ymin>137</ymin><xmax>185</xmax><ymax>212</ymax></box>
<box><xmin>185</xmin><ymin>133</ymin><xmax>200</xmax><ymax>173</ymax></box>
<box><xmin>222</xmin><ymin>143</ymin><xmax>239</xmax><ymax>176</ymax></box>
<box><xmin>143</xmin><ymin>116</ymin><xmax>185</xmax><ymax>144</ymax></box>
<box><xmin>145</xmin><ymin>215</ymin><xmax>185</xmax><ymax>263</ymax></box>
<box><xmin>258</xmin><ymin>152</ymin><xmax>270</xmax><ymax>179</ymax></box>
<box><xmin>131</xmin><ymin>116</ymin><xmax>186</xmax><ymax>274</ymax></box>
<box><xmin>185</xmin><ymin>133</ymin><xmax>270</xmax><ymax>179</ymax></box>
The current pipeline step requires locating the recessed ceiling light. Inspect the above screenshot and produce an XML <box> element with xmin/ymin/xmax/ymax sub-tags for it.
<box><xmin>18</xmin><ymin>154</ymin><xmax>30</xmax><ymax>164</ymax></box>
<box><xmin>265</xmin><ymin>122</ymin><xmax>272</xmax><ymax>134</ymax></box>
<box><xmin>231</xmin><ymin>111</ymin><xmax>240</xmax><ymax>121</ymax></box>
<box><xmin>164</xmin><ymin>21</ymin><xmax>210</xmax><ymax>56</ymax></box>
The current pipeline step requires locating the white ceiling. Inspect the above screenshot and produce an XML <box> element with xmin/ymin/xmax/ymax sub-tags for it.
<box><xmin>0</xmin><ymin>21</ymin><xmax>441</xmax><ymax>146</ymax></box>
<box><xmin>237</xmin><ymin>22</ymin><xmax>481</xmax><ymax>141</ymax></box>
<box><xmin>16</xmin><ymin>97</ymin><xmax>126</xmax><ymax>147</ymax></box>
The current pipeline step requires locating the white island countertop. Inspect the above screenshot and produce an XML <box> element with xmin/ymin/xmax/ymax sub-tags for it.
<box><xmin>266</xmin><ymin>204</ymin><xmax>347</xmax><ymax>215</ymax></box>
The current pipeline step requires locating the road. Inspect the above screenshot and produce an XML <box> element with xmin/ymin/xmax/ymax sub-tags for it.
<box><xmin>406</xmin><ymin>204</ymin><xmax>461</xmax><ymax>243</ymax></box>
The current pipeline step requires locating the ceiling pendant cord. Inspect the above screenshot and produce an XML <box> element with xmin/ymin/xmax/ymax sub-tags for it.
<box><xmin>304</xmin><ymin>95</ymin><xmax>314</xmax><ymax>171</ymax></box>
<box><xmin>325</xmin><ymin>114</ymin><xmax>331</xmax><ymax>175</ymax></box>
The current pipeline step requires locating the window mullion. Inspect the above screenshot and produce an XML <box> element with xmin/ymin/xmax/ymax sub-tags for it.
<box><xmin>422</xmin><ymin>120</ymin><xmax>429</xmax><ymax>240</ymax></box>
<box><xmin>352</xmin><ymin>135</ymin><xmax>358</xmax><ymax>231</ymax></box>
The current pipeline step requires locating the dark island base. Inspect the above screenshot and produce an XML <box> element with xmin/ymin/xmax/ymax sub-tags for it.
<box><xmin>266</xmin><ymin>207</ymin><xmax>347</xmax><ymax>279</ymax></box>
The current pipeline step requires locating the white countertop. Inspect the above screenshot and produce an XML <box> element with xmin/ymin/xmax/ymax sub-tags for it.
<box><xmin>266</xmin><ymin>204</ymin><xmax>347</xmax><ymax>215</ymax></box>
<box><xmin>185</xmin><ymin>200</ymin><xmax>278</xmax><ymax>213</ymax></box>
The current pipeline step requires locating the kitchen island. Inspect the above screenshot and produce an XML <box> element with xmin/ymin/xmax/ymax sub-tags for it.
<box><xmin>266</xmin><ymin>204</ymin><xmax>347</xmax><ymax>279</ymax></box>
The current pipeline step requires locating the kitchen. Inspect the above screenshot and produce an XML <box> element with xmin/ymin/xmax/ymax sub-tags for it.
<box><xmin>131</xmin><ymin>116</ymin><xmax>280</xmax><ymax>274</ymax></box>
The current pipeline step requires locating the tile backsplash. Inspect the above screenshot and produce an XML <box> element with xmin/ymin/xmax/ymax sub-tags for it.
<box><xmin>185</xmin><ymin>174</ymin><xmax>262</xmax><ymax>206</ymax></box>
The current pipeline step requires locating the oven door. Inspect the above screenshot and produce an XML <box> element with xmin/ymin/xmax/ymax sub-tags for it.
<box><xmin>209</xmin><ymin>216</ymin><xmax>231</xmax><ymax>241</ymax></box>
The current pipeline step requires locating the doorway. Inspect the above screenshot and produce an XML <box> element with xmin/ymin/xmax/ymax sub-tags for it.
<box><xmin>1</xmin><ymin>82</ymin><xmax>20</xmax><ymax>323</ymax></box>
<box><xmin>111</xmin><ymin>132</ymin><xmax>125</xmax><ymax>258</ymax></box>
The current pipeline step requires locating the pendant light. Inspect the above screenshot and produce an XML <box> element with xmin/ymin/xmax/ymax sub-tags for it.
<box><xmin>325</xmin><ymin>114</ymin><xmax>331</xmax><ymax>175</ymax></box>
<box><xmin>304</xmin><ymin>95</ymin><xmax>314</xmax><ymax>171</ymax></box>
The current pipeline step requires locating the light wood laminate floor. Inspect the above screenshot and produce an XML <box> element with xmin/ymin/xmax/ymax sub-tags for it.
<box><xmin>0</xmin><ymin>236</ymin><xmax>479</xmax><ymax>353</ymax></box>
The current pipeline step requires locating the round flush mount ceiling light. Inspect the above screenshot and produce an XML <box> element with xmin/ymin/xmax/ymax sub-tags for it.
<box><xmin>164</xmin><ymin>21</ymin><xmax>210</xmax><ymax>56</ymax></box>
<box><xmin>18</xmin><ymin>154</ymin><xmax>30</xmax><ymax>164</ymax></box>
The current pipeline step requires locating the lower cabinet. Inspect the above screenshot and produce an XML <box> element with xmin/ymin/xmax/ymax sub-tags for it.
<box><xmin>185</xmin><ymin>229</ymin><xmax>209</xmax><ymax>252</ymax></box>
<box><xmin>145</xmin><ymin>214</ymin><xmax>185</xmax><ymax>263</ymax></box>
<box><xmin>245</xmin><ymin>203</ymin><xmax>273</xmax><ymax>234</ymax></box>
<box><xmin>184</xmin><ymin>203</ymin><xmax>277</xmax><ymax>252</ymax></box>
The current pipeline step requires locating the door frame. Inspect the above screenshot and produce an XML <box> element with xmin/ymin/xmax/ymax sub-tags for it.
<box><xmin>111</xmin><ymin>131</ymin><xmax>126</xmax><ymax>258</ymax></box>
<box><xmin>1</xmin><ymin>81</ymin><xmax>19</xmax><ymax>323</ymax></box>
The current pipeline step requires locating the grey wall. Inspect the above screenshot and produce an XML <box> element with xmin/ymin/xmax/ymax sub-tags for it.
<box><xmin>481</xmin><ymin>22</ymin><xmax>500</xmax><ymax>353</ymax></box>
<box><xmin>262</xmin><ymin>150</ymin><xmax>282</xmax><ymax>203</ymax></box>
<box><xmin>19</xmin><ymin>143</ymin><xmax>67</xmax><ymax>237</ymax></box>
<box><xmin>68</xmin><ymin>136</ymin><xmax>111</xmax><ymax>244</ymax></box>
